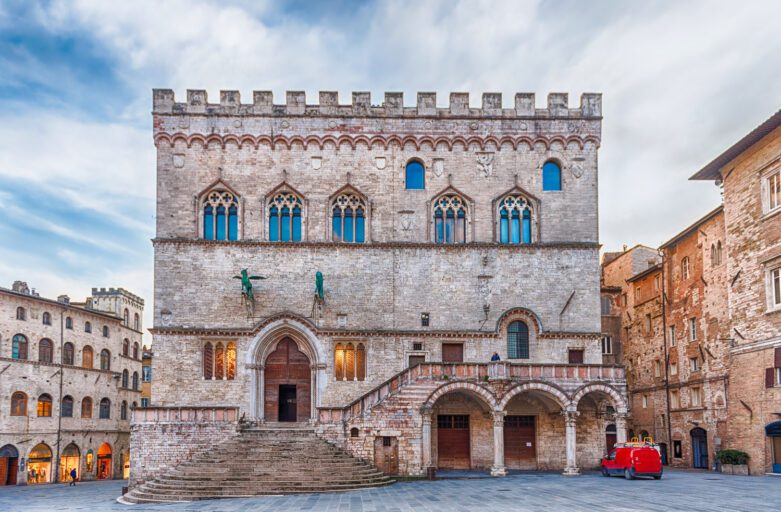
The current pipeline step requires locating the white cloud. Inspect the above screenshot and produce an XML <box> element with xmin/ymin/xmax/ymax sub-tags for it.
<box><xmin>2</xmin><ymin>0</ymin><xmax>781</xmax><ymax>345</ymax></box>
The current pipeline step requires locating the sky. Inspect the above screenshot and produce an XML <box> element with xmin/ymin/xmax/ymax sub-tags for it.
<box><xmin>1</xmin><ymin>0</ymin><xmax>780</xmax><ymax>343</ymax></box>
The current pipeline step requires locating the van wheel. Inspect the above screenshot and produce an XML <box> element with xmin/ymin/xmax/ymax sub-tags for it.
<box><xmin>624</xmin><ymin>468</ymin><xmax>634</xmax><ymax>480</ymax></box>
<box><xmin>601</xmin><ymin>468</ymin><xmax>609</xmax><ymax>477</ymax></box>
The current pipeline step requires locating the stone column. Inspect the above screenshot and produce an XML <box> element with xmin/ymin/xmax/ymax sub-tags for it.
<box><xmin>257</xmin><ymin>366</ymin><xmax>265</xmax><ymax>422</ymax></box>
<box><xmin>421</xmin><ymin>408</ymin><xmax>433</xmax><ymax>470</ymax></box>
<box><xmin>563</xmin><ymin>410</ymin><xmax>580</xmax><ymax>476</ymax></box>
<box><xmin>491</xmin><ymin>410</ymin><xmax>507</xmax><ymax>476</ymax></box>
<box><xmin>249</xmin><ymin>364</ymin><xmax>258</xmax><ymax>419</ymax></box>
<box><xmin>310</xmin><ymin>366</ymin><xmax>317</xmax><ymax>423</ymax></box>
<box><xmin>615</xmin><ymin>413</ymin><xmax>627</xmax><ymax>444</ymax></box>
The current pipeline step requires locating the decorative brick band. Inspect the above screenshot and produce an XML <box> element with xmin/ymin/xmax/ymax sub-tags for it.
<box><xmin>153</xmin><ymin>132</ymin><xmax>601</xmax><ymax>151</ymax></box>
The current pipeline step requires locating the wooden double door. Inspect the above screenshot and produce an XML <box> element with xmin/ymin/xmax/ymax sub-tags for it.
<box><xmin>505</xmin><ymin>415</ymin><xmax>537</xmax><ymax>469</ymax></box>
<box><xmin>264</xmin><ymin>338</ymin><xmax>311</xmax><ymax>422</ymax></box>
<box><xmin>437</xmin><ymin>415</ymin><xmax>470</xmax><ymax>469</ymax></box>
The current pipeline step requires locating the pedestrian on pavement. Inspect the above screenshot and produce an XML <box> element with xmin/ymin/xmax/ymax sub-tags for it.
<box><xmin>70</xmin><ymin>468</ymin><xmax>77</xmax><ymax>486</ymax></box>
<box><xmin>490</xmin><ymin>352</ymin><xmax>501</xmax><ymax>362</ymax></box>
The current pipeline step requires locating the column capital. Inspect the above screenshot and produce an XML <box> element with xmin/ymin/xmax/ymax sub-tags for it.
<box><xmin>420</xmin><ymin>406</ymin><xmax>433</xmax><ymax>421</ymax></box>
<box><xmin>491</xmin><ymin>410</ymin><xmax>507</xmax><ymax>426</ymax></box>
<box><xmin>562</xmin><ymin>410</ymin><xmax>580</xmax><ymax>426</ymax></box>
<box><xmin>245</xmin><ymin>363</ymin><xmax>264</xmax><ymax>370</ymax></box>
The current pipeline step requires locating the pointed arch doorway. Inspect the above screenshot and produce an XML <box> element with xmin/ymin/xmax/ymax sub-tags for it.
<box><xmin>264</xmin><ymin>337</ymin><xmax>311</xmax><ymax>422</ymax></box>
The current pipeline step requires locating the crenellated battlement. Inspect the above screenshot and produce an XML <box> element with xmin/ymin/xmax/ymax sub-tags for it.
<box><xmin>152</xmin><ymin>89</ymin><xmax>601</xmax><ymax>119</ymax></box>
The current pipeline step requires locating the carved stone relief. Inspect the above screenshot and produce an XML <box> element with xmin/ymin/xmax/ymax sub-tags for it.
<box><xmin>570</xmin><ymin>157</ymin><xmax>585</xmax><ymax>179</ymax></box>
<box><xmin>433</xmin><ymin>158</ymin><xmax>444</xmax><ymax>177</ymax></box>
<box><xmin>375</xmin><ymin>157</ymin><xmax>387</xmax><ymax>170</ymax></box>
<box><xmin>173</xmin><ymin>154</ymin><xmax>185</xmax><ymax>168</ymax></box>
<box><xmin>399</xmin><ymin>211</ymin><xmax>414</xmax><ymax>232</ymax></box>
<box><xmin>311</xmin><ymin>156</ymin><xmax>322</xmax><ymax>170</ymax></box>
<box><xmin>476</xmin><ymin>152</ymin><xmax>494</xmax><ymax>177</ymax></box>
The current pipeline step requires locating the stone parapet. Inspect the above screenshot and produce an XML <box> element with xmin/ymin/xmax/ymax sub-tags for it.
<box><xmin>153</xmin><ymin>89</ymin><xmax>602</xmax><ymax>119</ymax></box>
<box><xmin>317</xmin><ymin>362</ymin><xmax>627</xmax><ymax>424</ymax></box>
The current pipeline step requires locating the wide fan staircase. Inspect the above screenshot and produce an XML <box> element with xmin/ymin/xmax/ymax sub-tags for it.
<box><xmin>119</xmin><ymin>425</ymin><xmax>393</xmax><ymax>504</ymax></box>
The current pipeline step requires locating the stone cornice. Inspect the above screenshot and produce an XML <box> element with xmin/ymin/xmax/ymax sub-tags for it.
<box><xmin>149</xmin><ymin>323</ymin><xmax>601</xmax><ymax>341</ymax></box>
<box><xmin>151</xmin><ymin>238</ymin><xmax>600</xmax><ymax>251</ymax></box>
<box><xmin>153</xmin><ymin>132</ymin><xmax>601</xmax><ymax>151</ymax></box>
<box><xmin>0</xmin><ymin>356</ymin><xmax>121</xmax><ymax>377</ymax></box>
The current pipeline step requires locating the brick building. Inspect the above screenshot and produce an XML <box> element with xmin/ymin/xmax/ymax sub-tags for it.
<box><xmin>602</xmin><ymin>210</ymin><xmax>729</xmax><ymax>470</ymax></box>
<box><xmin>130</xmin><ymin>88</ymin><xmax>629</xmax><ymax>493</ymax></box>
<box><xmin>691</xmin><ymin>110</ymin><xmax>781</xmax><ymax>475</ymax></box>
<box><xmin>0</xmin><ymin>283</ymin><xmax>144</xmax><ymax>485</ymax></box>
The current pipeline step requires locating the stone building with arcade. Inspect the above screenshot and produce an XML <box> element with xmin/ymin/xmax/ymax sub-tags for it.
<box><xmin>0</xmin><ymin>282</ymin><xmax>144</xmax><ymax>486</ymax></box>
<box><xmin>129</xmin><ymin>88</ymin><xmax>628</xmax><ymax>498</ymax></box>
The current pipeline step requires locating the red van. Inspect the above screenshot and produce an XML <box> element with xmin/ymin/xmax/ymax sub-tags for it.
<box><xmin>601</xmin><ymin>443</ymin><xmax>663</xmax><ymax>480</ymax></box>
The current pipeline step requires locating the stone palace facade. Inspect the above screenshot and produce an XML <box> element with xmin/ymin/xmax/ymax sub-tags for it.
<box><xmin>0</xmin><ymin>283</ymin><xmax>144</xmax><ymax>486</ymax></box>
<box><xmin>132</xmin><ymin>88</ymin><xmax>628</xmax><ymax>486</ymax></box>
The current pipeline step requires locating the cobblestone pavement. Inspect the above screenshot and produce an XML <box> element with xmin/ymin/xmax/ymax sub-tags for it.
<box><xmin>1</xmin><ymin>470</ymin><xmax>779</xmax><ymax>512</ymax></box>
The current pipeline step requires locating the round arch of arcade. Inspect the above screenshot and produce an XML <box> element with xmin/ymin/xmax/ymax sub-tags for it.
<box><xmin>245</xmin><ymin>316</ymin><xmax>326</xmax><ymax>423</ymax></box>
<box><xmin>422</xmin><ymin>381</ymin><xmax>500</xmax><ymax>411</ymax></box>
<box><xmin>570</xmin><ymin>382</ymin><xmax>628</xmax><ymax>414</ymax></box>
<box><xmin>420</xmin><ymin>379</ymin><xmax>628</xmax><ymax>475</ymax></box>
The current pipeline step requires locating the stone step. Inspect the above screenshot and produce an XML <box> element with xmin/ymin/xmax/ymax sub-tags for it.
<box><xmin>165</xmin><ymin>469</ymin><xmax>384</xmax><ymax>479</ymax></box>
<box><xmin>126</xmin><ymin>428</ymin><xmax>395</xmax><ymax>503</ymax></box>
<box><xmin>127</xmin><ymin>482</ymin><xmax>392</xmax><ymax>501</ymax></box>
<box><xmin>145</xmin><ymin>477</ymin><xmax>391</xmax><ymax>491</ymax></box>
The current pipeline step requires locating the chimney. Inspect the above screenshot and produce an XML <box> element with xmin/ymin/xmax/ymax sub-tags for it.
<box><xmin>12</xmin><ymin>281</ymin><xmax>30</xmax><ymax>294</ymax></box>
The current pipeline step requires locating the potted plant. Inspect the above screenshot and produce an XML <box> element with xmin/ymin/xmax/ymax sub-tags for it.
<box><xmin>717</xmin><ymin>449</ymin><xmax>750</xmax><ymax>475</ymax></box>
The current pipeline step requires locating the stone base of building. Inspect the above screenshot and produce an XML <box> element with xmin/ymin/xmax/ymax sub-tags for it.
<box><xmin>130</xmin><ymin>363</ymin><xmax>628</xmax><ymax>487</ymax></box>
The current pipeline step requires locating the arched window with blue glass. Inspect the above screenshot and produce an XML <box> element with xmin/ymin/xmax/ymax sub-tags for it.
<box><xmin>542</xmin><ymin>160</ymin><xmax>562</xmax><ymax>191</ymax></box>
<box><xmin>202</xmin><ymin>189</ymin><xmax>239</xmax><ymax>241</ymax></box>
<box><xmin>268</xmin><ymin>192</ymin><xmax>303</xmax><ymax>242</ymax></box>
<box><xmin>405</xmin><ymin>160</ymin><xmax>425</xmax><ymax>190</ymax></box>
<box><xmin>331</xmin><ymin>191</ymin><xmax>367</xmax><ymax>243</ymax></box>
<box><xmin>507</xmin><ymin>321</ymin><xmax>530</xmax><ymax>359</ymax></box>
<box><xmin>498</xmin><ymin>194</ymin><xmax>534</xmax><ymax>244</ymax></box>
<box><xmin>433</xmin><ymin>194</ymin><xmax>467</xmax><ymax>244</ymax></box>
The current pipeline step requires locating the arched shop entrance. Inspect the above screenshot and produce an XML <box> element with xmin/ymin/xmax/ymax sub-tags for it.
<box><xmin>97</xmin><ymin>443</ymin><xmax>112</xmax><ymax>480</ymax></box>
<box><xmin>691</xmin><ymin>428</ymin><xmax>708</xmax><ymax>469</ymax></box>
<box><xmin>58</xmin><ymin>443</ymin><xmax>80</xmax><ymax>482</ymax></box>
<box><xmin>766</xmin><ymin>421</ymin><xmax>781</xmax><ymax>473</ymax></box>
<box><xmin>27</xmin><ymin>443</ymin><xmax>52</xmax><ymax>484</ymax></box>
<box><xmin>264</xmin><ymin>338</ymin><xmax>311</xmax><ymax>422</ymax></box>
<box><xmin>0</xmin><ymin>444</ymin><xmax>19</xmax><ymax>485</ymax></box>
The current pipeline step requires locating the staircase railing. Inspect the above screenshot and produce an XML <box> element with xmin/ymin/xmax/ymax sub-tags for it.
<box><xmin>318</xmin><ymin>362</ymin><xmax>625</xmax><ymax>424</ymax></box>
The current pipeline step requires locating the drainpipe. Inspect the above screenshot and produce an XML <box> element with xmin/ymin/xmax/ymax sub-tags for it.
<box><xmin>53</xmin><ymin>308</ymin><xmax>65</xmax><ymax>483</ymax></box>
<box><xmin>660</xmin><ymin>249</ymin><xmax>673</xmax><ymax>461</ymax></box>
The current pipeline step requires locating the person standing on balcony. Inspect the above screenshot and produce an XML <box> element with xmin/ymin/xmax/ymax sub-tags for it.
<box><xmin>491</xmin><ymin>352</ymin><xmax>501</xmax><ymax>362</ymax></box>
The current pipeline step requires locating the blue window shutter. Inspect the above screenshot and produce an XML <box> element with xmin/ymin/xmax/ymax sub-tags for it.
<box><xmin>215</xmin><ymin>205</ymin><xmax>226</xmax><ymax>240</ymax></box>
<box><xmin>292</xmin><ymin>206</ymin><xmax>302</xmax><ymax>241</ymax></box>
<box><xmin>344</xmin><ymin>208</ymin><xmax>354</xmax><ymax>243</ymax></box>
<box><xmin>280</xmin><ymin>206</ymin><xmax>291</xmax><ymax>241</ymax></box>
<box><xmin>228</xmin><ymin>205</ymin><xmax>238</xmax><ymax>240</ymax></box>
<box><xmin>500</xmin><ymin>210</ymin><xmax>509</xmax><ymax>243</ymax></box>
<box><xmin>405</xmin><ymin>162</ymin><xmax>425</xmax><ymax>189</ymax></box>
<box><xmin>542</xmin><ymin>161</ymin><xmax>562</xmax><ymax>191</ymax></box>
<box><xmin>355</xmin><ymin>208</ymin><xmax>365</xmax><ymax>243</ymax></box>
<box><xmin>522</xmin><ymin>209</ymin><xmax>532</xmax><ymax>243</ymax></box>
<box><xmin>269</xmin><ymin>206</ymin><xmax>279</xmax><ymax>241</ymax></box>
<box><xmin>203</xmin><ymin>205</ymin><xmax>214</xmax><ymax>240</ymax></box>
<box><xmin>511</xmin><ymin>209</ymin><xmax>521</xmax><ymax>244</ymax></box>
<box><xmin>332</xmin><ymin>208</ymin><xmax>342</xmax><ymax>241</ymax></box>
